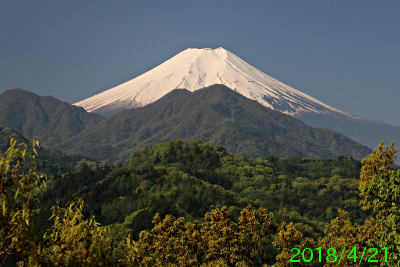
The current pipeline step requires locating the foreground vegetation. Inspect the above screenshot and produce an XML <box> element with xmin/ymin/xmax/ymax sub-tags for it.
<box><xmin>39</xmin><ymin>139</ymin><xmax>367</xmax><ymax>240</ymax></box>
<box><xmin>0</xmin><ymin>126</ymin><xmax>97</xmax><ymax>175</ymax></box>
<box><xmin>1</xmin><ymin>138</ymin><xmax>399</xmax><ymax>266</ymax></box>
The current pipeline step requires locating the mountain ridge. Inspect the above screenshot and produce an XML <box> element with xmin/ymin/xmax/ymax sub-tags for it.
<box><xmin>294</xmin><ymin>112</ymin><xmax>400</xmax><ymax>149</ymax></box>
<box><xmin>0</xmin><ymin>88</ymin><xmax>105</xmax><ymax>149</ymax></box>
<box><xmin>0</xmin><ymin>85</ymin><xmax>372</xmax><ymax>164</ymax></box>
<box><xmin>62</xmin><ymin>85</ymin><xmax>371</xmax><ymax>164</ymax></box>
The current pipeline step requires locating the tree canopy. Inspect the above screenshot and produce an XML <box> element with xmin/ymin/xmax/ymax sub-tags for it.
<box><xmin>1</xmin><ymin>138</ymin><xmax>399</xmax><ymax>266</ymax></box>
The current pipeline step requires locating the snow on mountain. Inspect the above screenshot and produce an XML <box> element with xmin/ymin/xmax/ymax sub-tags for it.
<box><xmin>74</xmin><ymin>47</ymin><xmax>361</xmax><ymax>120</ymax></box>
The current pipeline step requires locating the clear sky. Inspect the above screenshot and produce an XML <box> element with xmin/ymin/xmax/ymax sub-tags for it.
<box><xmin>1</xmin><ymin>1</ymin><xmax>399</xmax><ymax>126</ymax></box>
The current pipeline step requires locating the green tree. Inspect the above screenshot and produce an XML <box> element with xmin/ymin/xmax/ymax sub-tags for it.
<box><xmin>315</xmin><ymin>141</ymin><xmax>400</xmax><ymax>266</ymax></box>
<box><xmin>136</xmin><ymin>206</ymin><xmax>278</xmax><ymax>266</ymax></box>
<box><xmin>359</xmin><ymin>141</ymin><xmax>400</xmax><ymax>266</ymax></box>
<box><xmin>35</xmin><ymin>198</ymin><xmax>117</xmax><ymax>266</ymax></box>
<box><xmin>0</xmin><ymin>138</ymin><xmax>46</xmax><ymax>264</ymax></box>
<box><xmin>1</xmin><ymin>138</ymin><xmax>135</xmax><ymax>266</ymax></box>
<box><xmin>273</xmin><ymin>222</ymin><xmax>314</xmax><ymax>267</ymax></box>
<box><xmin>317</xmin><ymin>209</ymin><xmax>384</xmax><ymax>266</ymax></box>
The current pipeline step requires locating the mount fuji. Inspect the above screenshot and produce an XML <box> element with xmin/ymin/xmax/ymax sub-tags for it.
<box><xmin>74</xmin><ymin>47</ymin><xmax>399</xmax><ymax>150</ymax></box>
<box><xmin>74</xmin><ymin>47</ymin><xmax>355</xmax><ymax>118</ymax></box>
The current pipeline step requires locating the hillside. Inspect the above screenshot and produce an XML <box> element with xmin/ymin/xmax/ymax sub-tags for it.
<box><xmin>39</xmin><ymin>139</ymin><xmax>369</xmax><ymax>240</ymax></box>
<box><xmin>295</xmin><ymin>112</ymin><xmax>400</xmax><ymax>150</ymax></box>
<box><xmin>60</xmin><ymin>85</ymin><xmax>371</xmax><ymax>164</ymax></box>
<box><xmin>0</xmin><ymin>86</ymin><xmax>371</xmax><ymax>164</ymax></box>
<box><xmin>0</xmin><ymin>89</ymin><xmax>105</xmax><ymax>149</ymax></box>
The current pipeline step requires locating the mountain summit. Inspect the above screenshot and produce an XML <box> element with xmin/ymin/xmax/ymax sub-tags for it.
<box><xmin>73</xmin><ymin>47</ymin><xmax>399</xmax><ymax>151</ymax></box>
<box><xmin>74</xmin><ymin>47</ymin><xmax>356</xmax><ymax>119</ymax></box>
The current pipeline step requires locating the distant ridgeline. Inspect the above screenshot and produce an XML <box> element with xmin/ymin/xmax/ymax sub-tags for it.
<box><xmin>39</xmin><ymin>139</ymin><xmax>369</xmax><ymax>241</ymax></box>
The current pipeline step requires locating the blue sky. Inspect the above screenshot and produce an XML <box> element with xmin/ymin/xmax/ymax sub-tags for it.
<box><xmin>1</xmin><ymin>1</ymin><xmax>399</xmax><ymax>126</ymax></box>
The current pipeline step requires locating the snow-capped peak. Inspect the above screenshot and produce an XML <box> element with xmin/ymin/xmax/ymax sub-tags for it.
<box><xmin>74</xmin><ymin>47</ymin><xmax>359</xmax><ymax>119</ymax></box>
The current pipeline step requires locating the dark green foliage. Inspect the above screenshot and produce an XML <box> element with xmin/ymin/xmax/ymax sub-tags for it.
<box><xmin>0</xmin><ymin>138</ymin><xmax>45</xmax><ymax>264</ymax></box>
<box><xmin>40</xmin><ymin>139</ymin><xmax>370</xmax><ymax>241</ymax></box>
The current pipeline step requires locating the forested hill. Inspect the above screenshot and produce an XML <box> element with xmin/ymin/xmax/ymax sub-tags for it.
<box><xmin>0</xmin><ymin>88</ymin><xmax>105</xmax><ymax>149</ymax></box>
<box><xmin>39</xmin><ymin>139</ymin><xmax>368</xmax><ymax>240</ymax></box>
<box><xmin>0</xmin><ymin>126</ymin><xmax>97</xmax><ymax>175</ymax></box>
<box><xmin>0</xmin><ymin>86</ymin><xmax>371</xmax><ymax>165</ymax></box>
<box><xmin>58</xmin><ymin>85</ymin><xmax>372</xmax><ymax>163</ymax></box>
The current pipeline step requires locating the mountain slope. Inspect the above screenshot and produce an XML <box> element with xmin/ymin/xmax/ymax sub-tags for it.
<box><xmin>61</xmin><ymin>85</ymin><xmax>371</xmax><ymax>164</ymax></box>
<box><xmin>0</xmin><ymin>89</ymin><xmax>105</xmax><ymax>149</ymax></box>
<box><xmin>294</xmin><ymin>112</ymin><xmax>400</xmax><ymax>150</ymax></box>
<box><xmin>74</xmin><ymin>47</ymin><xmax>355</xmax><ymax>119</ymax></box>
<box><xmin>73</xmin><ymin>47</ymin><xmax>399</xmax><ymax>152</ymax></box>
